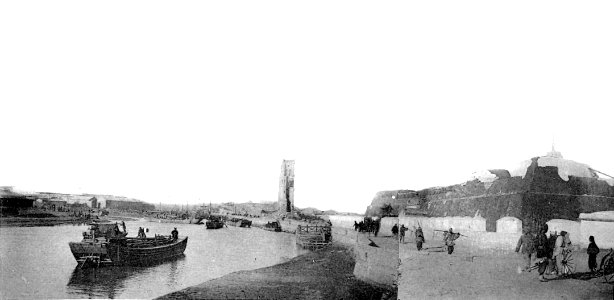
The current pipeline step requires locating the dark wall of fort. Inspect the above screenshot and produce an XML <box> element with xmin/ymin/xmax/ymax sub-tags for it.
<box><xmin>402</xmin><ymin>157</ymin><xmax>614</xmax><ymax>232</ymax></box>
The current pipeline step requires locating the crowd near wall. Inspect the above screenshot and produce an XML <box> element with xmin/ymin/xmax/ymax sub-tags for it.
<box><xmin>326</xmin><ymin>215</ymin><xmax>364</xmax><ymax>229</ymax></box>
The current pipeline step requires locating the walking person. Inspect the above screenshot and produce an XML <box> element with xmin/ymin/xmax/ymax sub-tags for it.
<box><xmin>587</xmin><ymin>236</ymin><xmax>600</xmax><ymax>273</ymax></box>
<box><xmin>515</xmin><ymin>228</ymin><xmax>535</xmax><ymax>271</ymax></box>
<box><xmin>444</xmin><ymin>228</ymin><xmax>460</xmax><ymax>255</ymax></box>
<box><xmin>399</xmin><ymin>225</ymin><xmax>408</xmax><ymax>243</ymax></box>
<box><xmin>415</xmin><ymin>225</ymin><xmax>425</xmax><ymax>251</ymax></box>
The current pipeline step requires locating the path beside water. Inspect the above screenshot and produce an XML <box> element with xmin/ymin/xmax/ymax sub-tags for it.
<box><xmin>157</xmin><ymin>243</ymin><xmax>393</xmax><ymax>300</ymax></box>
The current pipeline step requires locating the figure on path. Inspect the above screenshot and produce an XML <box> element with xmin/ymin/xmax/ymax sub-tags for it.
<box><xmin>444</xmin><ymin>228</ymin><xmax>460</xmax><ymax>255</ymax></box>
<box><xmin>515</xmin><ymin>227</ymin><xmax>535</xmax><ymax>271</ymax></box>
<box><xmin>415</xmin><ymin>225</ymin><xmax>425</xmax><ymax>251</ymax></box>
<box><xmin>391</xmin><ymin>224</ymin><xmax>398</xmax><ymax>238</ymax></box>
<box><xmin>587</xmin><ymin>236</ymin><xmax>600</xmax><ymax>273</ymax></box>
<box><xmin>399</xmin><ymin>225</ymin><xmax>408</xmax><ymax>243</ymax></box>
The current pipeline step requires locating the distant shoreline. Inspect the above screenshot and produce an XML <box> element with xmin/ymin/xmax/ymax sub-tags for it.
<box><xmin>0</xmin><ymin>215</ymin><xmax>139</xmax><ymax>227</ymax></box>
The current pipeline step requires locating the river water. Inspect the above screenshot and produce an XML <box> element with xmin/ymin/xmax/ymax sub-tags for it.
<box><xmin>0</xmin><ymin>220</ymin><xmax>308</xmax><ymax>299</ymax></box>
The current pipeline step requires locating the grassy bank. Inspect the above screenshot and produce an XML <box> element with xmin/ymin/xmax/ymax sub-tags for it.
<box><xmin>157</xmin><ymin>243</ymin><xmax>395</xmax><ymax>300</ymax></box>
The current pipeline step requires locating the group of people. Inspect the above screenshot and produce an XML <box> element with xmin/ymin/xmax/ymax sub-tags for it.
<box><xmin>354</xmin><ymin>218</ymin><xmax>380</xmax><ymax>236</ymax></box>
<box><xmin>516</xmin><ymin>224</ymin><xmax>600</xmax><ymax>282</ymax></box>
<box><xmin>391</xmin><ymin>224</ymin><xmax>460</xmax><ymax>254</ymax></box>
<box><xmin>137</xmin><ymin>227</ymin><xmax>148</xmax><ymax>238</ymax></box>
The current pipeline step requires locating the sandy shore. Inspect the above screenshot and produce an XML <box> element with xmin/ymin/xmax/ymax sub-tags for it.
<box><xmin>157</xmin><ymin>243</ymin><xmax>395</xmax><ymax>300</ymax></box>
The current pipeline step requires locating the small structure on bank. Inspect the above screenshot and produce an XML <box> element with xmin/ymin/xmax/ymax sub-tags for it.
<box><xmin>296</xmin><ymin>224</ymin><xmax>332</xmax><ymax>249</ymax></box>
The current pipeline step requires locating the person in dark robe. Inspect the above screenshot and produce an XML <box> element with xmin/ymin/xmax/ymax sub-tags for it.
<box><xmin>587</xmin><ymin>236</ymin><xmax>600</xmax><ymax>273</ymax></box>
<box><xmin>399</xmin><ymin>225</ymin><xmax>408</xmax><ymax>243</ymax></box>
<box><xmin>415</xmin><ymin>226</ymin><xmax>425</xmax><ymax>251</ymax></box>
<box><xmin>171</xmin><ymin>227</ymin><xmax>179</xmax><ymax>240</ymax></box>
<box><xmin>392</xmin><ymin>224</ymin><xmax>399</xmax><ymax>237</ymax></box>
<box><xmin>444</xmin><ymin>228</ymin><xmax>460</xmax><ymax>255</ymax></box>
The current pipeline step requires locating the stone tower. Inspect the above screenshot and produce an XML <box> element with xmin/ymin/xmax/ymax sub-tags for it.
<box><xmin>278</xmin><ymin>160</ymin><xmax>295</xmax><ymax>213</ymax></box>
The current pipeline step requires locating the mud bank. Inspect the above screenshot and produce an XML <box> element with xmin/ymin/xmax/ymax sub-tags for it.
<box><xmin>157</xmin><ymin>243</ymin><xmax>395</xmax><ymax>300</ymax></box>
<box><xmin>0</xmin><ymin>216</ymin><xmax>88</xmax><ymax>227</ymax></box>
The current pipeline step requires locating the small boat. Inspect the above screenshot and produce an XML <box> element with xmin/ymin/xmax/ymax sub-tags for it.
<box><xmin>205</xmin><ymin>216</ymin><xmax>225</xmax><ymax>229</ymax></box>
<box><xmin>263</xmin><ymin>221</ymin><xmax>282</xmax><ymax>232</ymax></box>
<box><xmin>226</xmin><ymin>217</ymin><xmax>252</xmax><ymax>228</ymax></box>
<box><xmin>68</xmin><ymin>221</ymin><xmax>187</xmax><ymax>267</ymax></box>
<box><xmin>296</xmin><ymin>224</ymin><xmax>332</xmax><ymax>249</ymax></box>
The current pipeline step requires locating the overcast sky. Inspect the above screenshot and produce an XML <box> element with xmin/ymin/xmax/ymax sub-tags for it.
<box><xmin>1</xmin><ymin>1</ymin><xmax>612</xmax><ymax>214</ymax></box>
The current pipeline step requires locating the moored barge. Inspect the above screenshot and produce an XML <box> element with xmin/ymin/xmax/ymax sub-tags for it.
<box><xmin>68</xmin><ymin>221</ymin><xmax>187</xmax><ymax>267</ymax></box>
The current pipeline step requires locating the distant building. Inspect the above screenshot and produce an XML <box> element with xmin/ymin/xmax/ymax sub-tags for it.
<box><xmin>106</xmin><ymin>199</ymin><xmax>155</xmax><ymax>211</ymax></box>
<box><xmin>0</xmin><ymin>186</ymin><xmax>36</xmax><ymax>214</ymax></box>
<box><xmin>278</xmin><ymin>160</ymin><xmax>295</xmax><ymax>213</ymax></box>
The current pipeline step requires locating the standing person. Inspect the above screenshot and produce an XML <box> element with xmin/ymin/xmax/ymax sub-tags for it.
<box><xmin>391</xmin><ymin>224</ymin><xmax>399</xmax><ymax>238</ymax></box>
<box><xmin>399</xmin><ymin>225</ymin><xmax>408</xmax><ymax>243</ymax></box>
<box><xmin>374</xmin><ymin>220</ymin><xmax>380</xmax><ymax>237</ymax></box>
<box><xmin>587</xmin><ymin>236</ymin><xmax>600</xmax><ymax>273</ymax></box>
<box><xmin>534</xmin><ymin>226</ymin><xmax>550</xmax><ymax>282</ymax></box>
<box><xmin>171</xmin><ymin>227</ymin><xmax>179</xmax><ymax>240</ymax></box>
<box><xmin>515</xmin><ymin>228</ymin><xmax>535</xmax><ymax>271</ymax></box>
<box><xmin>354</xmin><ymin>221</ymin><xmax>359</xmax><ymax>231</ymax></box>
<box><xmin>444</xmin><ymin>228</ymin><xmax>460</xmax><ymax>255</ymax></box>
<box><xmin>415</xmin><ymin>226</ymin><xmax>425</xmax><ymax>251</ymax></box>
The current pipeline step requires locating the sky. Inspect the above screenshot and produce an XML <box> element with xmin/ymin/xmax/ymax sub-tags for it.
<box><xmin>1</xmin><ymin>1</ymin><xmax>612</xmax><ymax>214</ymax></box>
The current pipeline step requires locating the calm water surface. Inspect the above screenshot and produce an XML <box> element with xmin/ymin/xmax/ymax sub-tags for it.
<box><xmin>0</xmin><ymin>220</ymin><xmax>308</xmax><ymax>299</ymax></box>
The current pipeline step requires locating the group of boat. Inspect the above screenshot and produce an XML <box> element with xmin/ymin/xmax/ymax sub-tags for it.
<box><xmin>68</xmin><ymin>217</ymin><xmax>287</xmax><ymax>268</ymax></box>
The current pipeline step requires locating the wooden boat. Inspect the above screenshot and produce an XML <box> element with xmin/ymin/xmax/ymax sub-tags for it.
<box><xmin>68</xmin><ymin>221</ymin><xmax>188</xmax><ymax>267</ymax></box>
<box><xmin>263</xmin><ymin>221</ymin><xmax>282</xmax><ymax>232</ymax></box>
<box><xmin>205</xmin><ymin>216</ymin><xmax>225</xmax><ymax>229</ymax></box>
<box><xmin>226</xmin><ymin>217</ymin><xmax>252</xmax><ymax>228</ymax></box>
<box><xmin>296</xmin><ymin>225</ymin><xmax>332</xmax><ymax>249</ymax></box>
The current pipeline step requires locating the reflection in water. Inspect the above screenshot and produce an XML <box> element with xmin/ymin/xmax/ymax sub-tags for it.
<box><xmin>67</xmin><ymin>256</ymin><xmax>186</xmax><ymax>299</ymax></box>
<box><xmin>1</xmin><ymin>221</ymin><xmax>307</xmax><ymax>299</ymax></box>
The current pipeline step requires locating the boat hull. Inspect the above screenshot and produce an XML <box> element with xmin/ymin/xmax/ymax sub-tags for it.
<box><xmin>69</xmin><ymin>237</ymin><xmax>188</xmax><ymax>267</ymax></box>
<box><xmin>205</xmin><ymin>221</ymin><xmax>225</xmax><ymax>229</ymax></box>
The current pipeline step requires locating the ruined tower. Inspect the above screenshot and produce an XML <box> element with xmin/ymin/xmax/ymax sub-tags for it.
<box><xmin>278</xmin><ymin>160</ymin><xmax>295</xmax><ymax>214</ymax></box>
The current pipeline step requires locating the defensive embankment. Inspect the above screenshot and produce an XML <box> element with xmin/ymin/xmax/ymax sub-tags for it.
<box><xmin>329</xmin><ymin>215</ymin><xmax>399</xmax><ymax>289</ymax></box>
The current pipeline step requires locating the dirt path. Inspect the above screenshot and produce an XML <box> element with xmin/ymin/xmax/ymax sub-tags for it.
<box><xmin>157</xmin><ymin>243</ymin><xmax>393</xmax><ymax>300</ymax></box>
<box><xmin>398</xmin><ymin>240</ymin><xmax>614</xmax><ymax>299</ymax></box>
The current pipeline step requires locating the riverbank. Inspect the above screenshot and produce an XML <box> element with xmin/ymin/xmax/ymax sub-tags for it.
<box><xmin>157</xmin><ymin>243</ymin><xmax>395</xmax><ymax>300</ymax></box>
<box><xmin>0</xmin><ymin>215</ymin><xmax>89</xmax><ymax>227</ymax></box>
<box><xmin>0</xmin><ymin>214</ymin><xmax>139</xmax><ymax>227</ymax></box>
